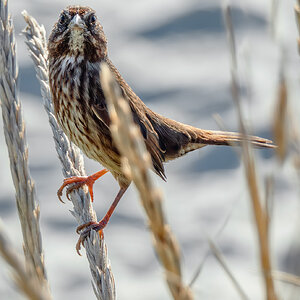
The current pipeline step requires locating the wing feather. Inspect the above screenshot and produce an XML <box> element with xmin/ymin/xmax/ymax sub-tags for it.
<box><xmin>91</xmin><ymin>59</ymin><xmax>166</xmax><ymax>180</ymax></box>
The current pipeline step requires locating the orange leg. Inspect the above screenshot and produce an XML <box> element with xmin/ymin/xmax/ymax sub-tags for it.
<box><xmin>76</xmin><ymin>186</ymin><xmax>128</xmax><ymax>255</ymax></box>
<box><xmin>57</xmin><ymin>169</ymin><xmax>109</xmax><ymax>203</ymax></box>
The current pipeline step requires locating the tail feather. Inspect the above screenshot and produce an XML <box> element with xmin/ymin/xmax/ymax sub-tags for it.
<box><xmin>166</xmin><ymin>126</ymin><xmax>275</xmax><ymax>161</ymax></box>
<box><xmin>198</xmin><ymin>129</ymin><xmax>275</xmax><ymax>149</ymax></box>
<box><xmin>145</xmin><ymin>112</ymin><xmax>275</xmax><ymax>162</ymax></box>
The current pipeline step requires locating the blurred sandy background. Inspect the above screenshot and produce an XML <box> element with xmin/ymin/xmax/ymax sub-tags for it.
<box><xmin>0</xmin><ymin>0</ymin><xmax>299</xmax><ymax>299</ymax></box>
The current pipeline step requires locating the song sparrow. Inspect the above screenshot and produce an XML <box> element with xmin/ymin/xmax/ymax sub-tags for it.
<box><xmin>48</xmin><ymin>6</ymin><xmax>274</xmax><ymax>252</ymax></box>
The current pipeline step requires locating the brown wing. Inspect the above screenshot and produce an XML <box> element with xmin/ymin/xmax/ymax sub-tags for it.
<box><xmin>125</xmin><ymin>91</ymin><xmax>166</xmax><ymax>181</ymax></box>
<box><xmin>91</xmin><ymin>103</ymin><xmax>111</xmax><ymax>129</ymax></box>
<box><xmin>93</xmin><ymin>59</ymin><xmax>166</xmax><ymax>180</ymax></box>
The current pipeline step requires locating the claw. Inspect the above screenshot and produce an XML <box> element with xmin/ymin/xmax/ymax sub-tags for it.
<box><xmin>76</xmin><ymin>221</ymin><xmax>96</xmax><ymax>234</ymax></box>
<box><xmin>73</xmin><ymin>186</ymin><xmax>128</xmax><ymax>255</ymax></box>
<box><xmin>57</xmin><ymin>176</ymin><xmax>86</xmax><ymax>203</ymax></box>
<box><xmin>57</xmin><ymin>169</ymin><xmax>109</xmax><ymax>203</ymax></box>
<box><xmin>76</xmin><ymin>236</ymin><xmax>84</xmax><ymax>256</ymax></box>
<box><xmin>66</xmin><ymin>181</ymin><xmax>86</xmax><ymax>200</ymax></box>
<box><xmin>57</xmin><ymin>189</ymin><xmax>65</xmax><ymax>204</ymax></box>
<box><xmin>75</xmin><ymin>220</ymin><xmax>106</xmax><ymax>255</ymax></box>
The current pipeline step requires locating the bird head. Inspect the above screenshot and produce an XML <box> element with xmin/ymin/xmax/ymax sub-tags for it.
<box><xmin>48</xmin><ymin>6</ymin><xmax>107</xmax><ymax>61</ymax></box>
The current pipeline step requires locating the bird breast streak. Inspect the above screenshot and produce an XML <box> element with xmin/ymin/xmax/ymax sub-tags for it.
<box><xmin>50</xmin><ymin>55</ymin><xmax>104</xmax><ymax>162</ymax></box>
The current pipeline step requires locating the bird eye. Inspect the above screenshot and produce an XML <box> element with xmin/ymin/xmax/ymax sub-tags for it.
<box><xmin>59</xmin><ymin>14</ymin><xmax>67</xmax><ymax>25</ymax></box>
<box><xmin>90</xmin><ymin>14</ymin><xmax>97</xmax><ymax>24</ymax></box>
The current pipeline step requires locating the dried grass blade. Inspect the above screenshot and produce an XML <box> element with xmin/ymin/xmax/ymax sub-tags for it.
<box><xmin>223</xmin><ymin>4</ymin><xmax>278</xmax><ymax>300</ymax></box>
<box><xmin>101</xmin><ymin>62</ymin><xmax>193</xmax><ymax>300</ymax></box>
<box><xmin>22</xmin><ymin>11</ymin><xmax>115</xmax><ymax>300</ymax></box>
<box><xmin>0</xmin><ymin>0</ymin><xmax>50</xmax><ymax>296</ymax></box>
<box><xmin>273</xmin><ymin>73</ymin><xmax>288</xmax><ymax>161</ymax></box>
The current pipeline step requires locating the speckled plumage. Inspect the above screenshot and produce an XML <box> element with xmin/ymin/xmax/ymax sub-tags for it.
<box><xmin>48</xmin><ymin>6</ymin><xmax>274</xmax><ymax>192</ymax></box>
<box><xmin>48</xmin><ymin>6</ymin><xmax>275</xmax><ymax>248</ymax></box>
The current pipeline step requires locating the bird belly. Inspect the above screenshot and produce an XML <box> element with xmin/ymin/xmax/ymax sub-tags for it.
<box><xmin>49</xmin><ymin>56</ymin><xmax>124</xmax><ymax>182</ymax></box>
<box><xmin>56</xmin><ymin>91</ymin><xmax>121</xmax><ymax>174</ymax></box>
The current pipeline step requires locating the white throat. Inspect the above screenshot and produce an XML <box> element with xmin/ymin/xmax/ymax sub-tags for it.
<box><xmin>69</xmin><ymin>29</ymin><xmax>85</xmax><ymax>53</ymax></box>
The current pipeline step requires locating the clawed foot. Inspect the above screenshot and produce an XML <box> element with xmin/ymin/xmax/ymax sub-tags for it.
<box><xmin>57</xmin><ymin>169</ymin><xmax>108</xmax><ymax>203</ymax></box>
<box><xmin>75</xmin><ymin>220</ymin><xmax>107</xmax><ymax>255</ymax></box>
<box><xmin>57</xmin><ymin>176</ymin><xmax>87</xmax><ymax>203</ymax></box>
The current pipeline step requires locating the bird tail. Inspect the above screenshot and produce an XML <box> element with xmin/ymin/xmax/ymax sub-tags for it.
<box><xmin>164</xmin><ymin>124</ymin><xmax>275</xmax><ymax>161</ymax></box>
<box><xmin>194</xmin><ymin>128</ymin><xmax>275</xmax><ymax>148</ymax></box>
<box><xmin>146</xmin><ymin>113</ymin><xmax>275</xmax><ymax>161</ymax></box>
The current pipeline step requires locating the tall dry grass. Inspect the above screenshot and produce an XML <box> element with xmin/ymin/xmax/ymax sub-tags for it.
<box><xmin>0</xmin><ymin>222</ymin><xmax>50</xmax><ymax>300</ymax></box>
<box><xmin>295</xmin><ymin>1</ymin><xmax>300</xmax><ymax>54</ymax></box>
<box><xmin>22</xmin><ymin>11</ymin><xmax>115</xmax><ymax>300</ymax></box>
<box><xmin>101</xmin><ymin>63</ymin><xmax>193</xmax><ymax>300</ymax></box>
<box><xmin>223</xmin><ymin>5</ymin><xmax>278</xmax><ymax>300</ymax></box>
<box><xmin>0</xmin><ymin>0</ymin><xmax>50</xmax><ymax>298</ymax></box>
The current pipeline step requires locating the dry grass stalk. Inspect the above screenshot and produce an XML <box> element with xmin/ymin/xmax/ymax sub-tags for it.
<box><xmin>295</xmin><ymin>1</ymin><xmax>300</xmax><ymax>53</ymax></box>
<box><xmin>22</xmin><ymin>11</ymin><xmax>115</xmax><ymax>300</ymax></box>
<box><xmin>0</xmin><ymin>0</ymin><xmax>50</xmax><ymax>296</ymax></box>
<box><xmin>208</xmin><ymin>239</ymin><xmax>249</xmax><ymax>300</ymax></box>
<box><xmin>100</xmin><ymin>62</ymin><xmax>193</xmax><ymax>300</ymax></box>
<box><xmin>272</xmin><ymin>270</ymin><xmax>300</xmax><ymax>287</ymax></box>
<box><xmin>289</xmin><ymin>114</ymin><xmax>300</xmax><ymax>174</ymax></box>
<box><xmin>189</xmin><ymin>199</ymin><xmax>238</xmax><ymax>286</ymax></box>
<box><xmin>0</xmin><ymin>221</ymin><xmax>51</xmax><ymax>300</ymax></box>
<box><xmin>270</xmin><ymin>0</ymin><xmax>279</xmax><ymax>39</ymax></box>
<box><xmin>223</xmin><ymin>5</ymin><xmax>278</xmax><ymax>300</ymax></box>
<box><xmin>292</xmin><ymin>3</ymin><xmax>300</xmax><ymax>185</ymax></box>
<box><xmin>273</xmin><ymin>73</ymin><xmax>288</xmax><ymax>162</ymax></box>
<box><xmin>293</xmin><ymin>1</ymin><xmax>300</xmax><ymax>171</ymax></box>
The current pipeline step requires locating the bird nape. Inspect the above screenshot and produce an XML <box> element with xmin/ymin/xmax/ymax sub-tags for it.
<box><xmin>48</xmin><ymin>5</ymin><xmax>275</xmax><ymax>253</ymax></box>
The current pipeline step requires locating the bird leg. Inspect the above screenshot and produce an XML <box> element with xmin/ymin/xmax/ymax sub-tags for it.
<box><xmin>76</xmin><ymin>186</ymin><xmax>128</xmax><ymax>255</ymax></box>
<box><xmin>57</xmin><ymin>169</ymin><xmax>109</xmax><ymax>203</ymax></box>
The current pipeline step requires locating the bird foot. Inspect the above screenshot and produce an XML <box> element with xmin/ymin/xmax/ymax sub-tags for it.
<box><xmin>75</xmin><ymin>220</ymin><xmax>107</xmax><ymax>255</ymax></box>
<box><xmin>57</xmin><ymin>169</ymin><xmax>108</xmax><ymax>203</ymax></box>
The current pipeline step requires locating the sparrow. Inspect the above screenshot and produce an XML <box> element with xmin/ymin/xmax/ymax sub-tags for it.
<box><xmin>48</xmin><ymin>6</ymin><xmax>274</xmax><ymax>252</ymax></box>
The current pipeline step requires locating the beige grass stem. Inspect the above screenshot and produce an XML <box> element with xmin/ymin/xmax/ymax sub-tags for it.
<box><xmin>223</xmin><ymin>5</ymin><xmax>278</xmax><ymax>300</ymax></box>
<box><xmin>273</xmin><ymin>72</ymin><xmax>288</xmax><ymax>162</ymax></box>
<box><xmin>0</xmin><ymin>221</ymin><xmax>51</xmax><ymax>300</ymax></box>
<box><xmin>272</xmin><ymin>271</ymin><xmax>300</xmax><ymax>287</ymax></box>
<box><xmin>0</xmin><ymin>0</ymin><xmax>50</xmax><ymax>296</ymax></box>
<box><xmin>293</xmin><ymin>1</ymin><xmax>300</xmax><ymax>173</ymax></box>
<box><xmin>101</xmin><ymin>63</ymin><xmax>193</xmax><ymax>300</ymax></box>
<box><xmin>295</xmin><ymin>1</ymin><xmax>300</xmax><ymax>53</ymax></box>
<box><xmin>208</xmin><ymin>239</ymin><xmax>249</xmax><ymax>300</ymax></box>
<box><xmin>22</xmin><ymin>11</ymin><xmax>115</xmax><ymax>300</ymax></box>
<box><xmin>189</xmin><ymin>198</ymin><xmax>238</xmax><ymax>286</ymax></box>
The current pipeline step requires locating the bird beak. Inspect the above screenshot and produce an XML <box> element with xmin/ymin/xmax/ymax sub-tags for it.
<box><xmin>70</xmin><ymin>14</ymin><xmax>85</xmax><ymax>30</ymax></box>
